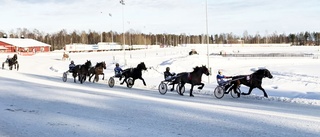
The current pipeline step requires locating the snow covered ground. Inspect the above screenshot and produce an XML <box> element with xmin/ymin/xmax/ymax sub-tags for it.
<box><xmin>1</xmin><ymin>45</ymin><xmax>320</xmax><ymax>137</ymax></box>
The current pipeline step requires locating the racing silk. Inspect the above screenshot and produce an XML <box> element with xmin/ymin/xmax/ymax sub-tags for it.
<box><xmin>69</xmin><ymin>63</ymin><xmax>76</xmax><ymax>71</ymax></box>
<box><xmin>114</xmin><ymin>66</ymin><xmax>123</xmax><ymax>74</ymax></box>
<box><xmin>216</xmin><ymin>74</ymin><xmax>227</xmax><ymax>85</ymax></box>
<box><xmin>164</xmin><ymin>70</ymin><xmax>175</xmax><ymax>81</ymax></box>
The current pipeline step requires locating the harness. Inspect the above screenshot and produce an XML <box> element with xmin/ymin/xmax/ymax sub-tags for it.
<box><xmin>188</xmin><ymin>73</ymin><xmax>192</xmax><ymax>80</ymax></box>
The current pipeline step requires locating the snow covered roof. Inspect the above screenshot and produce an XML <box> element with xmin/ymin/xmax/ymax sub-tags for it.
<box><xmin>0</xmin><ymin>38</ymin><xmax>51</xmax><ymax>48</ymax></box>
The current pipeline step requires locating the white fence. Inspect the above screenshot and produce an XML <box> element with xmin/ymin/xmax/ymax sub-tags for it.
<box><xmin>65</xmin><ymin>43</ymin><xmax>160</xmax><ymax>52</ymax></box>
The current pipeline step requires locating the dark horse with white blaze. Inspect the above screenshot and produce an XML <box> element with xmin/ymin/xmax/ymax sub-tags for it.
<box><xmin>171</xmin><ymin>65</ymin><xmax>210</xmax><ymax>97</ymax></box>
<box><xmin>72</xmin><ymin>60</ymin><xmax>92</xmax><ymax>84</ymax></box>
<box><xmin>88</xmin><ymin>61</ymin><xmax>106</xmax><ymax>82</ymax></box>
<box><xmin>120</xmin><ymin>62</ymin><xmax>147</xmax><ymax>87</ymax></box>
<box><xmin>2</xmin><ymin>54</ymin><xmax>19</xmax><ymax>70</ymax></box>
<box><xmin>228</xmin><ymin>68</ymin><xmax>273</xmax><ymax>98</ymax></box>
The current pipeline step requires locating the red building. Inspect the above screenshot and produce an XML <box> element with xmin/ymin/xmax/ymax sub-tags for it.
<box><xmin>0</xmin><ymin>38</ymin><xmax>51</xmax><ymax>54</ymax></box>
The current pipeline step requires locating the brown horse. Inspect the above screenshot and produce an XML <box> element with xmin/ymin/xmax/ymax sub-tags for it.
<box><xmin>89</xmin><ymin>61</ymin><xmax>106</xmax><ymax>82</ymax></box>
<box><xmin>171</xmin><ymin>65</ymin><xmax>210</xmax><ymax>97</ymax></box>
<box><xmin>62</xmin><ymin>53</ymin><xmax>69</xmax><ymax>60</ymax></box>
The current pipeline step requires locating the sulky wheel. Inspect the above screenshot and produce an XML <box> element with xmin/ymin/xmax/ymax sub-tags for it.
<box><xmin>108</xmin><ymin>77</ymin><xmax>115</xmax><ymax>88</ymax></box>
<box><xmin>214</xmin><ymin>86</ymin><xmax>225</xmax><ymax>99</ymax></box>
<box><xmin>62</xmin><ymin>72</ymin><xmax>67</xmax><ymax>82</ymax></box>
<box><xmin>231</xmin><ymin>87</ymin><xmax>241</xmax><ymax>98</ymax></box>
<box><xmin>127</xmin><ymin>78</ymin><xmax>134</xmax><ymax>88</ymax></box>
<box><xmin>158</xmin><ymin>82</ymin><xmax>168</xmax><ymax>95</ymax></box>
<box><xmin>176</xmin><ymin>83</ymin><xmax>185</xmax><ymax>95</ymax></box>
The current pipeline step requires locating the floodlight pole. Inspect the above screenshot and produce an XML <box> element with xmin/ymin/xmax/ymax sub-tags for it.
<box><xmin>109</xmin><ymin>13</ymin><xmax>114</xmax><ymax>43</ymax></box>
<box><xmin>205</xmin><ymin>0</ymin><xmax>210</xmax><ymax>83</ymax></box>
<box><xmin>120</xmin><ymin>0</ymin><xmax>126</xmax><ymax>65</ymax></box>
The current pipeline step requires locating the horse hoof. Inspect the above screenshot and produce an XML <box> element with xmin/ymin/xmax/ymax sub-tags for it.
<box><xmin>170</xmin><ymin>88</ymin><xmax>174</xmax><ymax>91</ymax></box>
<box><xmin>120</xmin><ymin>83</ymin><xmax>123</xmax><ymax>85</ymax></box>
<box><xmin>179</xmin><ymin>93</ymin><xmax>184</xmax><ymax>96</ymax></box>
<box><xmin>190</xmin><ymin>94</ymin><xmax>194</xmax><ymax>97</ymax></box>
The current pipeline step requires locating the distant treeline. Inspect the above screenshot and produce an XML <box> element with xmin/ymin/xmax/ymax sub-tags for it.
<box><xmin>0</xmin><ymin>28</ymin><xmax>319</xmax><ymax>51</ymax></box>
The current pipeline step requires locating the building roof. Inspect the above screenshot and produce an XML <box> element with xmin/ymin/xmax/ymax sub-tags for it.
<box><xmin>0</xmin><ymin>38</ymin><xmax>51</xmax><ymax>48</ymax></box>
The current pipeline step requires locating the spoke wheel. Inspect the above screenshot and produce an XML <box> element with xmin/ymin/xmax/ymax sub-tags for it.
<box><xmin>62</xmin><ymin>72</ymin><xmax>67</xmax><ymax>82</ymax></box>
<box><xmin>108</xmin><ymin>77</ymin><xmax>115</xmax><ymax>88</ymax></box>
<box><xmin>231</xmin><ymin>87</ymin><xmax>241</xmax><ymax>98</ymax></box>
<box><xmin>214</xmin><ymin>86</ymin><xmax>225</xmax><ymax>99</ymax></box>
<box><xmin>176</xmin><ymin>83</ymin><xmax>185</xmax><ymax>95</ymax></box>
<box><xmin>158</xmin><ymin>82</ymin><xmax>168</xmax><ymax>95</ymax></box>
<box><xmin>127</xmin><ymin>78</ymin><xmax>134</xmax><ymax>88</ymax></box>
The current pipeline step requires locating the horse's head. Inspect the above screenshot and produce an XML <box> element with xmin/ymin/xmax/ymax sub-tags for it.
<box><xmin>192</xmin><ymin>65</ymin><xmax>210</xmax><ymax>76</ymax></box>
<box><xmin>263</xmin><ymin>69</ymin><xmax>273</xmax><ymax>79</ymax></box>
<box><xmin>255</xmin><ymin>69</ymin><xmax>273</xmax><ymax>79</ymax></box>
<box><xmin>201</xmin><ymin>65</ymin><xmax>210</xmax><ymax>76</ymax></box>
<box><xmin>13</xmin><ymin>54</ymin><xmax>18</xmax><ymax>61</ymax></box>
<box><xmin>85</xmin><ymin>60</ymin><xmax>92</xmax><ymax>68</ymax></box>
<box><xmin>137</xmin><ymin>62</ymin><xmax>147</xmax><ymax>71</ymax></box>
<box><xmin>102</xmin><ymin>61</ymin><xmax>106</xmax><ymax>69</ymax></box>
<box><xmin>96</xmin><ymin>61</ymin><xmax>106</xmax><ymax>69</ymax></box>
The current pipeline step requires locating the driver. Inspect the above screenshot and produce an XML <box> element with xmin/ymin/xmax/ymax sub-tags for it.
<box><xmin>216</xmin><ymin>70</ymin><xmax>232</xmax><ymax>86</ymax></box>
<box><xmin>164</xmin><ymin>67</ymin><xmax>176</xmax><ymax>81</ymax></box>
<box><xmin>114</xmin><ymin>63</ymin><xmax>123</xmax><ymax>78</ymax></box>
<box><xmin>69</xmin><ymin>60</ymin><xmax>76</xmax><ymax>73</ymax></box>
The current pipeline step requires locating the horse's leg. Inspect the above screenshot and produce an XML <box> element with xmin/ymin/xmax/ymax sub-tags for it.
<box><xmin>120</xmin><ymin>77</ymin><xmax>126</xmax><ymax>85</ymax></box>
<box><xmin>190</xmin><ymin>84</ymin><xmax>194</xmax><ymax>97</ymax></box>
<box><xmin>257</xmin><ymin>86</ymin><xmax>268</xmax><ymax>98</ymax></box>
<box><xmin>241</xmin><ymin>87</ymin><xmax>254</xmax><ymax>95</ymax></box>
<box><xmin>139</xmin><ymin>77</ymin><xmax>146</xmax><ymax>86</ymax></box>
<box><xmin>231</xmin><ymin>84</ymin><xmax>241</xmax><ymax>97</ymax></box>
<box><xmin>170</xmin><ymin>77</ymin><xmax>179</xmax><ymax>91</ymax></box>
<box><xmin>73</xmin><ymin>72</ymin><xmax>77</xmax><ymax>83</ymax></box>
<box><xmin>102</xmin><ymin>73</ymin><xmax>105</xmax><ymax>80</ymax></box>
<box><xmin>197</xmin><ymin>83</ymin><xmax>204</xmax><ymax>89</ymax></box>
<box><xmin>179</xmin><ymin>82</ymin><xmax>185</xmax><ymax>96</ymax></box>
<box><xmin>89</xmin><ymin>73</ymin><xmax>93</xmax><ymax>82</ymax></box>
<box><xmin>170</xmin><ymin>82</ymin><xmax>175</xmax><ymax>91</ymax></box>
<box><xmin>94</xmin><ymin>74</ymin><xmax>99</xmax><ymax>83</ymax></box>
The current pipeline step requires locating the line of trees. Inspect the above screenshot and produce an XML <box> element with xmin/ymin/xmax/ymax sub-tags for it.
<box><xmin>0</xmin><ymin>28</ymin><xmax>319</xmax><ymax>51</ymax></box>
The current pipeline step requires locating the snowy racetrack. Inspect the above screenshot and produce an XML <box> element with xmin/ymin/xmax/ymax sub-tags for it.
<box><xmin>1</xmin><ymin>46</ymin><xmax>320</xmax><ymax>137</ymax></box>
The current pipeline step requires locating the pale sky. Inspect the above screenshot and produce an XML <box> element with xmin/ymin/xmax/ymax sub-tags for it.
<box><xmin>0</xmin><ymin>0</ymin><xmax>319</xmax><ymax>36</ymax></box>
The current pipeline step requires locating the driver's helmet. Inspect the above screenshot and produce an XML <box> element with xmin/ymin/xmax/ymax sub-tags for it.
<box><xmin>166</xmin><ymin>67</ymin><xmax>170</xmax><ymax>71</ymax></box>
<box><xmin>7</xmin><ymin>55</ymin><xmax>10</xmax><ymax>58</ymax></box>
<box><xmin>116</xmin><ymin>63</ymin><xmax>119</xmax><ymax>67</ymax></box>
<box><xmin>71</xmin><ymin>60</ymin><xmax>74</xmax><ymax>64</ymax></box>
<box><xmin>218</xmin><ymin>70</ymin><xmax>222</xmax><ymax>74</ymax></box>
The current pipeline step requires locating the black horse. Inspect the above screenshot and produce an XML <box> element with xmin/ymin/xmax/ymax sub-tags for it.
<box><xmin>2</xmin><ymin>54</ymin><xmax>19</xmax><ymax>70</ymax></box>
<box><xmin>229</xmin><ymin>68</ymin><xmax>273</xmax><ymax>98</ymax></box>
<box><xmin>72</xmin><ymin>60</ymin><xmax>92</xmax><ymax>83</ymax></box>
<box><xmin>172</xmin><ymin>65</ymin><xmax>210</xmax><ymax>97</ymax></box>
<box><xmin>88</xmin><ymin>61</ymin><xmax>106</xmax><ymax>82</ymax></box>
<box><xmin>120</xmin><ymin>62</ymin><xmax>147</xmax><ymax>87</ymax></box>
